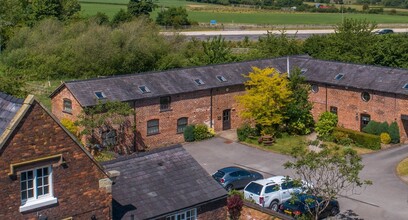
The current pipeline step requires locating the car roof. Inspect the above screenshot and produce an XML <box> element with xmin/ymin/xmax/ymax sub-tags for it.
<box><xmin>251</xmin><ymin>175</ymin><xmax>288</xmax><ymax>185</ymax></box>
<box><xmin>218</xmin><ymin>166</ymin><xmax>245</xmax><ymax>173</ymax></box>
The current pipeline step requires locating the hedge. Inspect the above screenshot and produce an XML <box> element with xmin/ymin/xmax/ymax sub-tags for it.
<box><xmin>334</xmin><ymin>127</ymin><xmax>381</xmax><ymax>150</ymax></box>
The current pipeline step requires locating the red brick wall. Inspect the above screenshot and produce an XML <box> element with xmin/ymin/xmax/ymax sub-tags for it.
<box><xmin>0</xmin><ymin>101</ymin><xmax>111</xmax><ymax>219</ymax></box>
<box><xmin>309</xmin><ymin>84</ymin><xmax>408</xmax><ymax>142</ymax></box>
<box><xmin>51</xmin><ymin>87</ymin><xmax>83</xmax><ymax>122</ymax></box>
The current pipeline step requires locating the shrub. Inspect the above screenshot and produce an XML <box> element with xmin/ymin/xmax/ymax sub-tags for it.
<box><xmin>310</xmin><ymin>139</ymin><xmax>320</xmax><ymax>146</ymax></box>
<box><xmin>184</xmin><ymin>125</ymin><xmax>195</xmax><ymax>142</ymax></box>
<box><xmin>194</xmin><ymin>124</ymin><xmax>212</xmax><ymax>141</ymax></box>
<box><xmin>389</xmin><ymin>121</ymin><xmax>400</xmax><ymax>144</ymax></box>
<box><xmin>237</xmin><ymin>123</ymin><xmax>256</xmax><ymax>141</ymax></box>
<box><xmin>227</xmin><ymin>192</ymin><xmax>243</xmax><ymax>220</ymax></box>
<box><xmin>380</xmin><ymin>132</ymin><xmax>391</xmax><ymax>144</ymax></box>
<box><xmin>334</xmin><ymin>127</ymin><xmax>381</xmax><ymax>150</ymax></box>
<box><xmin>332</xmin><ymin>130</ymin><xmax>353</xmax><ymax>146</ymax></box>
<box><xmin>362</xmin><ymin>121</ymin><xmax>382</xmax><ymax>135</ymax></box>
<box><xmin>338</xmin><ymin>137</ymin><xmax>354</xmax><ymax>146</ymax></box>
<box><xmin>60</xmin><ymin>118</ymin><xmax>79</xmax><ymax>137</ymax></box>
<box><xmin>315</xmin><ymin>112</ymin><xmax>338</xmax><ymax>138</ymax></box>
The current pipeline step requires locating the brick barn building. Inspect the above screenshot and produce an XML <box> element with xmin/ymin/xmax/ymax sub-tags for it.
<box><xmin>0</xmin><ymin>92</ymin><xmax>112</xmax><ymax>219</ymax></box>
<box><xmin>50</xmin><ymin>55</ymin><xmax>408</xmax><ymax>151</ymax></box>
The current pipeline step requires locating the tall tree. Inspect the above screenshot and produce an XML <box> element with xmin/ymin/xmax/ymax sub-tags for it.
<box><xmin>257</xmin><ymin>31</ymin><xmax>303</xmax><ymax>58</ymax></box>
<box><xmin>283</xmin><ymin>68</ymin><xmax>314</xmax><ymax>135</ymax></box>
<box><xmin>284</xmin><ymin>146</ymin><xmax>371</xmax><ymax>220</ymax></box>
<box><xmin>237</xmin><ymin>67</ymin><xmax>292</xmax><ymax>135</ymax></box>
<box><xmin>128</xmin><ymin>0</ymin><xmax>158</xmax><ymax>17</ymax></box>
<box><xmin>156</xmin><ymin>7</ymin><xmax>191</xmax><ymax>28</ymax></box>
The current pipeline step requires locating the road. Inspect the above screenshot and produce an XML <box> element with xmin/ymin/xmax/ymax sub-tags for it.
<box><xmin>162</xmin><ymin>28</ymin><xmax>408</xmax><ymax>41</ymax></box>
<box><xmin>183</xmin><ymin>137</ymin><xmax>408</xmax><ymax>219</ymax></box>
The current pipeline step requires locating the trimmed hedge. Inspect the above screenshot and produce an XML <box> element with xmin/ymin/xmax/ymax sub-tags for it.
<box><xmin>334</xmin><ymin>127</ymin><xmax>381</xmax><ymax>150</ymax></box>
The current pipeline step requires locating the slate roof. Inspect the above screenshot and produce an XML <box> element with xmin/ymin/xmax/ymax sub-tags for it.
<box><xmin>102</xmin><ymin>144</ymin><xmax>227</xmax><ymax>220</ymax></box>
<box><xmin>51</xmin><ymin>55</ymin><xmax>408</xmax><ymax>107</ymax></box>
<box><xmin>0</xmin><ymin>92</ymin><xmax>23</xmax><ymax>137</ymax></box>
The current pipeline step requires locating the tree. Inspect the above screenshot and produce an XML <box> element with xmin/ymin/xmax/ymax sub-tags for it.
<box><xmin>156</xmin><ymin>7</ymin><xmax>191</xmax><ymax>28</ymax></box>
<box><xmin>315</xmin><ymin>112</ymin><xmax>338</xmax><ymax>139</ymax></box>
<box><xmin>284</xmin><ymin>146</ymin><xmax>371</xmax><ymax>220</ymax></box>
<box><xmin>31</xmin><ymin>0</ymin><xmax>62</xmax><ymax>21</ymax></box>
<box><xmin>256</xmin><ymin>30</ymin><xmax>303</xmax><ymax>58</ymax></box>
<box><xmin>111</xmin><ymin>9</ymin><xmax>132</xmax><ymax>26</ymax></box>
<box><xmin>389</xmin><ymin>121</ymin><xmax>400</xmax><ymax>144</ymax></box>
<box><xmin>283</xmin><ymin>68</ymin><xmax>314</xmax><ymax>135</ymax></box>
<box><xmin>187</xmin><ymin>36</ymin><xmax>234</xmax><ymax>65</ymax></box>
<box><xmin>128</xmin><ymin>0</ymin><xmax>158</xmax><ymax>17</ymax></box>
<box><xmin>237</xmin><ymin>67</ymin><xmax>292</xmax><ymax>135</ymax></box>
<box><xmin>75</xmin><ymin>101</ymin><xmax>134</xmax><ymax>154</ymax></box>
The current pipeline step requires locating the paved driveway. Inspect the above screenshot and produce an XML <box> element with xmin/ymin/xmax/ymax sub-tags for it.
<box><xmin>183</xmin><ymin>137</ymin><xmax>408</xmax><ymax>220</ymax></box>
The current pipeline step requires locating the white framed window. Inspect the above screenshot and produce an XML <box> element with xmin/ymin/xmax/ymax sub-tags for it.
<box><xmin>19</xmin><ymin>166</ymin><xmax>57</xmax><ymax>212</ymax></box>
<box><xmin>166</xmin><ymin>208</ymin><xmax>197</xmax><ymax>220</ymax></box>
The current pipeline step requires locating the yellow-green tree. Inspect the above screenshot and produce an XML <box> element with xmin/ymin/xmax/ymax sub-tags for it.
<box><xmin>237</xmin><ymin>67</ymin><xmax>292</xmax><ymax>135</ymax></box>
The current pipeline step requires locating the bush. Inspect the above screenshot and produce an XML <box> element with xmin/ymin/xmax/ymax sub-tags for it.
<box><xmin>237</xmin><ymin>123</ymin><xmax>256</xmax><ymax>141</ymax></box>
<box><xmin>389</xmin><ymin>121</ymin><xmax>400</xmax><ymax>144</ymax></box>
<box><xmin>194</xmin><ymin>124</ymin><xmax>212</xmax><ymax>141</ymax></box>
<box><xmin>315</xmin><ymin>112</ymin><xmax>338</xmax><ymax>138</ymax></box>
<box><xmin>334</xmin><ymin>127</ymin><xmax>381</xmax><ymax>150</ymax></box>
<box><xmin>380</xmin><ymin>132</ymin><xmax>391</xmax><ymax>144</ymax></box>
<box><xmin>363</xmin><ymin>121</ymin><xmax>389</xmax><ymax>135</ymax></box>
<box><xmin>60</xmin><ymin>118</ymin><xmax>79</xmax><ymax>137</ymax></box>
<box><xmin>227</xmin><ymin>193</ymin><xmax>243</xmax><ymax>220</ymax></box>
<box><xmin>333</xmin><ymin>130</ymin><xmax>354</xmax><ymax>146</ymax></box>
<box><xmin>184</xmin><ymin>125</ymin><xmax>195</xmax><ymax>142</ymax></box>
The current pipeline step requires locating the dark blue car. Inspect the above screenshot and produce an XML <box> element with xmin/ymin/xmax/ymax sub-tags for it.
<box><xmin>212</xmin><ymin>166</ymin><xmax>263</xmax><ymax>191</ymax></box>
<box><xmin>279</xmin><ymin>194</ymin><xmax>340</xmax><ymax>219</ymax></box>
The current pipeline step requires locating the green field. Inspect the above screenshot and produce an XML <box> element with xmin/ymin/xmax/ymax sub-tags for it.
<box><xmin>79</xmin><ymin>0</ymin><xmax>408</xmax><ymax>24</ymax></box>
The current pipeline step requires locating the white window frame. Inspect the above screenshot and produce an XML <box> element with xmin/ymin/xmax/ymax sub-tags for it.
<box><xmin>19</xmin><ymin>166</ymin><xmax>57</xmax><ymax>212</ymax></box>
<box><xmin>166</xmin><ymin>208</ymin><xmax>197</xmax><ymax>220</ymax></box>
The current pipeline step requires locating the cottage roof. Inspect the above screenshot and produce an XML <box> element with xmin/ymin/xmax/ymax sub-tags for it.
<box><xmin>51</xmin><ymin>56</ymin><xmax>408</xmax><ymax>107</ymax></box>
<box><xmin>102</xmin><ymin>145</ymin><xmax>227</xmax><ymax>220</ymax></box>
<box><xmin>0</xmin><ymin>92</ymin><xmax>23</xmax><ymax>137</ymax></box>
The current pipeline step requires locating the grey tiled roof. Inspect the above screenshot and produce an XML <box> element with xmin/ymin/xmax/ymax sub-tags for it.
<box><xmin>0</xmin><ymin>92</ymin><xmax>23</xmax><ymax>137</ymax></box>
<box><xmin>55</xmin><ymin>56</ymin><xmax>408</xmax><ymax>107</ymax></box>
<box><xmin>102</xmin><ymin>145</ymin><xmax>227</xmax><ymax>220</ymax></box>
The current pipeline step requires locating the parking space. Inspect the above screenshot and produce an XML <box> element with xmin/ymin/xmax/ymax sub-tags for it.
<box><xmin>184</xmin><ymin>137</ymin><xmax>408</xmax><ymax>220</ymax></box>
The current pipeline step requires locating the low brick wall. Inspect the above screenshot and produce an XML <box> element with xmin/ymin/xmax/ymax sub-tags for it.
<box><xmin>240</xmin><ymin>201</ymin><xmax>293</xmax><ymax>220</ymax></box>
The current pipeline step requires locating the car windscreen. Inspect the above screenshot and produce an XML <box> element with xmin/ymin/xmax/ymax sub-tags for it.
<box><xmin>244</xmin><ymin>182</ymin><xmax>263</xmax><ymax>195</ymax></box>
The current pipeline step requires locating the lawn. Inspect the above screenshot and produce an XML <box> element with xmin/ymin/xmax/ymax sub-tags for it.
<box><xmin>244</xmin><ymin>135</ymin><xmax>308</xmax><ymax>155</ymax></box>
<box><xmin>79</xmin><ymin>0</ymin><xmax>408</xmax><ymax>24</ymax></box>
<box><xmin>25</xmin><ymin>80</ymin><xmax>69</xmax><ymax>110</ymax></box>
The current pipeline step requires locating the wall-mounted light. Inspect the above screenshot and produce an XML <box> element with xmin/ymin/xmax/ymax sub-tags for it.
<box><xmin>355</xmin><ymin>113</ymin><xmax>359</xmax><ymax>121</ymax></box>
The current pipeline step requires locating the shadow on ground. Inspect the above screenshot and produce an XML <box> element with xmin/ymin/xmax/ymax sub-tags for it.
<box><xmin>337</xmin><ymin>209</ymin><xmax>364</xmax><ymax>220</ymax></box>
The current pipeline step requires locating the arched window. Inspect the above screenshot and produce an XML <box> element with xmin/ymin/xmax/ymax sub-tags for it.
<box><xmin>147</xmin><ymin>119</ymin><xmax>159</xmax><ymax>135</ymax></box>
<box><xmin>177</xmin><ymin>117</ymin><xmax>188</xmax><ymax>134</ymax></box>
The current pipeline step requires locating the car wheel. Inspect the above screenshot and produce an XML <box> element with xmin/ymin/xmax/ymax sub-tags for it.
<box><xmin>330</xmin><ymin>206</ymin><xmax>340</xmax><ymax>216</ymax></box>
<box><xmin>269</xmin><ymin>201</ymin><xmax>279</xmax><ymax>212</ymax></box>
<box><xmin>225</xmin><ymin>184</ymin><xmax>233</xmax><ymax>192</ymax></box>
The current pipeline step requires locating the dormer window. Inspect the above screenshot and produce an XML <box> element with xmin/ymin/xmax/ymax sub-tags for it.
<box><xmin>139</xmin><ymin>86</ymin><xmax>151</xmax><ymax>94</ymax></box>
<box><xmin>194</xmin><ymin>79</ymin><xmax>205</xmax><ymax>86</ymax></box>
<box><xmin>94</xmin><ymin>91</ymin><xmax>106</xmax><ymax>99</ymax></box>
<box><xmin>334</xmin><ymin>73</ymin><xmax>344</xmax><ymax>80</ymax></box>
<box><xmin>216</xmin><ymin>75</ymin><xmax>227</xmax><ymax>82</ymax></box>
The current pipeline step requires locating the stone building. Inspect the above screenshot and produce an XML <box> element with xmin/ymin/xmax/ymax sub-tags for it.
<box><xmin>50</xmin><ymin>55</ymin><xmax>408</xmax><ymax>150</ymax></box>
<box><xmin>0</xmin><ymin>92</ymin><xmax>112</xmax><ymax>219</ymax></box>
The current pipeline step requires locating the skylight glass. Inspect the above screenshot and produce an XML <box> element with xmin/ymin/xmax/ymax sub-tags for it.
<box><xmin>216</xmin><ymin>75</ymin><xmax>227</xmax><ymax>82</ymax></box>
<box><xmin>94</xmin><ymin>91</ymin><xmax>106</xmax><ymax>99</ymax></box>
<box><xmin>139</xmin><ymin>85</ymin><xmax>151</xmax><ymax>94</ymax></box>
<box><xmin>403</xmin><ymin>83</ymin><xmax>408</xmax><ymax>89</ymax></box>
<box><xmin>334</xmin><ymin>74</ymin><xmax>344</xmax><ymax>80</ymax></box>
<box><xmin>194</xmin><ymin>79</ymin><xmax>205</xmax><ymax>86</ymax></box>
<box><xmin>300</xmin><ymin>68</ymin><xmax>308</xmax><ymax>74</ymax></box>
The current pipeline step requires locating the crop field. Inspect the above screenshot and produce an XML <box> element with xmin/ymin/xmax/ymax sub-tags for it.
<box><xmin>79</xmin><ymin>0</ymin><xmax>408</xmax><ymax>24</ymax></box>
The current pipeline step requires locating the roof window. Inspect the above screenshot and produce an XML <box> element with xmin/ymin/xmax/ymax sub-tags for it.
<box><xmin>300</xmin><ymin>68</ymin><xmax>308</xmax><ymax>74</ymax></box>
<box><xmin>403</xmin><ymin>83</ymin><xmax>408</xmax><ymax>89</ymax></box>
<box><xmin>334</xmin><ymin>73</ymin><xmax>344</xmax><ymax>80</ymax></box>
<box><xmin>216</xmin><ymin>75</ymin><xmax>227</xmax><ymax>82</ymax></box>
<box><xmin>94</xmin><ymin>91</ymin><xmax>106</xmax><ymax>99</ymax></box>
<box><xmin>194</xmin><ymin>79</ymin><xmax>205</xmax><ymax>86</ymax></box>
<box><xmin>139</xmin><ymin>85</ymin><xmax>151</xmax><ymax>94</ymax></box>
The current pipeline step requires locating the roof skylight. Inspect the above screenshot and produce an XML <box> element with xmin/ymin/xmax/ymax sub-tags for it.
<box><xmin>94</xmin><ymin>91</ymin><xmax>106</xmax><ymax>99</ymax></box>
<box><xmin>194</xmin><ymin>79</ymin><xmax>205</xmax><ymax>86</ymax></box>
<box><xmin>216</xmin><ymin>75</ymin><xmax>227</xmax><ymax>82</ymax></box>
<box><xmin>300</xmin><ymin>68</ymin><xmax>308</xmax><ymax>74</ymax></box>
<box><xmin>403</xmin><ymin>83</ymin><xmax>408</xmax><ymax>89</ymax></box>
<box><xmin>139</xmin><ymin>85</ymin><xmax>151</xmax><ymax>94</ymax></box>
<box><xmin>334</xmin><ymin>73</ymin><xmax>344</xmax><ymax>80</ymax></box>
